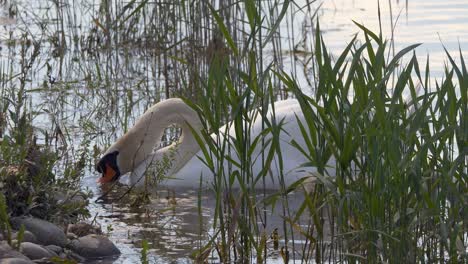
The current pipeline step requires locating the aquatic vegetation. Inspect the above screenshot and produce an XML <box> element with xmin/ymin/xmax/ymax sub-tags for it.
<box><xmin>283</xmin><ymin>23</ymin><xmax>467</xmax><ymax>262</ymax></box>
<box><xmin>140</xmin><ymin>239</ymin><xmax>149</xmax><ymax>264</ymax></box>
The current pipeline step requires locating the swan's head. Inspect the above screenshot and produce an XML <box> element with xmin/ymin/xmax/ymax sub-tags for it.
<box><xmin>96</xmin><ymin>151</ymin><xmax>121</xmax><ymax>183</ymax></box>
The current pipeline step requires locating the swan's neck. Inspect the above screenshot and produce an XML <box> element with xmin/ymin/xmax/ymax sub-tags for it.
<box><xmin>105</xmin><ymin>99</ymin><xmax>203</xmax><ymax>176</ymax></box>
<box><xmin>161</xmin><ymin>121</ymin><xmax>201</xmax><ymax>175</ymax></box>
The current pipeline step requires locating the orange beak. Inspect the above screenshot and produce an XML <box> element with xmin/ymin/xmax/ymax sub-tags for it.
<box><xmin>98</xmin><ymin>164</ymin><xmax>117</xmax><ymax>184</ymax></box>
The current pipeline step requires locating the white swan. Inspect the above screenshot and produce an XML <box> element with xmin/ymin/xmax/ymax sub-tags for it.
<box><xmin>96</xmin><ymin>98</ymin><xmax>335</xmax><ymax>189</ymax></box>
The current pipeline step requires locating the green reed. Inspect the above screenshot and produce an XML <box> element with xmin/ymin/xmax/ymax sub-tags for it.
<box><xmin>184</xmin><ymin>3</ymin><xmax>466</xmax><ymax>262</ymax></box>
<box><xmin>278</xmin><ymin>22</ymin><xmax>466</xmax><ymax>263</ymax></box>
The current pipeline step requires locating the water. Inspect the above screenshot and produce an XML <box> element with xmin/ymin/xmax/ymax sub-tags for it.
<box><xmin>316</xmin><ymin>0</ymin><xmax>468</xmax><ymax>78</ymax></box>
<box><xmin>281</xmin><ymin>0</ymin><xmax>468</xmax><ymax>89</ymax></box>
<box><xmin>84</xmin><ymin>177</ymin><xmax>317</xmax><ymax>263</ymax></box>
<box><xmin>83</xmin><ymin>182</ymin><xmax>215</xmax><ymax>263</ymax></box>
<box><xmin>1</xmin><ymin>0</ymin><xmax>466</xmax><ymax>262</ymax></box>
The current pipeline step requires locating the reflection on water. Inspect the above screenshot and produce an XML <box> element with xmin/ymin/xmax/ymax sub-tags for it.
<box><xmin>314</xmin><ymin>0</ymin><xmax>468</xmax><ymax>77</ymax></box>
<box><xmin>85</xmin><ymin>179</ymin><xmax>211</xmax><ymax>263</ymax></box>
<box><xmin>83</xmin><ymin>176</ymin><xmax>315</xmax><ymax>263</ymax></box>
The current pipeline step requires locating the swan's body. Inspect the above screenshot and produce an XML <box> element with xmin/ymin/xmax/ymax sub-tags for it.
<box><xmin>97</xmin><ymin>98</ymin><xmax>334</xmax><ymax>189</ymax></box>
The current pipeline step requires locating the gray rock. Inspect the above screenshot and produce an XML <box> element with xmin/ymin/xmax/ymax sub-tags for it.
<box><xmin>10</xmin><ymin>240</ymin><xmax>18</xmax><ymax>247</ymax></box>
<box><xmin>54</xmin><ymin>190</ymin><xmax>88</xmax><ymax>206</ymax></box>
<box><xmin>19</xmin><ymin>242</ymin><xmax>57</xmax><ymax>260</ymax></box>
<box><xmin>52</xmin><ymin>190</ymin><xmax>67</xmax><ymax>203</ymax></box>
<box><xmin>10</xmin><ymin>217</ymin><xmax>67</xmax><ymax>247</ymax></box>
<box><xmin>70</xmin><ymin>235</ymin><xmax>120</xmax><ymax>259</ymax></box>
<box><xmin>0</xmin><ymin>258</ymin><xmax>34</xmax><ymax>264</ymax></box>
<box><xmin>65</xmin><ymin>250</ymin><xmax>86</xmax><ymax>263</ymax></box>
<box><xmin>0</xmin><ymin>241</ymin><xmax>30</xmax><ymax>260</ymax></box>
<box><xmin>12</xmin><ymin>231</ymin><xmax>37</xmax><ymax>244</ymax></box>
<box><xmin>68</xmin><ymin>192</ymin><xmax>87</xmax><ymax>205</ymax></box>
<box><xmin>66</xmin><ymin>232</ymin><xmax>77</xmax><ymax>241</ymax></box>
<box><xmin>22</xmin><ymin>232</ymin><xmax>36</xmax><ymax>245</ymax></box>
<box><xmin>44</xmin><ymin>245</ymin><xmax>62</xmax><ymax>255</ymax></box>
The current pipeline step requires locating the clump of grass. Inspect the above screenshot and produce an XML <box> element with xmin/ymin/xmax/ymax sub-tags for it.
<box><xmin>280</xmin><ymin>22</ymin><xmax>466</xmax><ymax>263</ymax></box>
<box><xmin>0</xmin><ymin>108</ymin><xmax>90</xmax><ymax>225</ymax></box>
<box><xmin>180</xmin><ymin>2</ymin><xmax>317</xmax><ymax>261</ymax></box>
<box><xmin>0</xmin><ymin>193</ymin><xmax>13</xmax><ymax>245</ymax></box>
<box><xmin>184</xmin><ymin>5</ymin><xmax>466</xmax><ymax>263</ymax></box>
<box><xmin>281</xmin><ymin>21</ymin><xmax>468</xmax><ymax>263</ymax></box>
<box><xmin>0</xmin><ymin>21</ymin><xmax>91</xmax><ymax>227</ymax></box>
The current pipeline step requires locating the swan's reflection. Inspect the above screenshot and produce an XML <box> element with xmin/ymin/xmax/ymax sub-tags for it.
<box><xmin>92</xmin><ymin>180</ymin><xmax>325</xmax><ymax>262</ymax></box>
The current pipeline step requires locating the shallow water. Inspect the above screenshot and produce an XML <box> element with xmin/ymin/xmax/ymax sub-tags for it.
<box><xmin>1</xmin><ymin>0</ymin><xmax>466</xmax><ymax>262</ymax></box>
<box><xmin>83</xmin><ymin>177</ymin><xmax>314</xmax><ymax>263</ymax></box>
<box><xmin>83</xmin><ymin>180</ymin><xmax>214</xmax><ymax>263</ymax></box>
